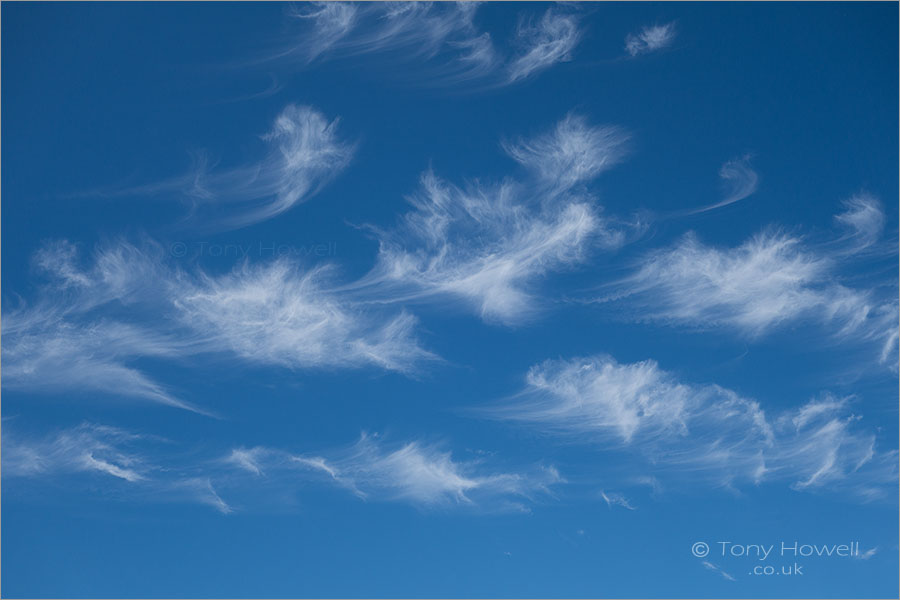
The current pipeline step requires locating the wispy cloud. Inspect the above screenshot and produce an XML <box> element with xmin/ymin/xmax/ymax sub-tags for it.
<box><xmin>2</xmin><ymin>239</ymin><xmax>434</xmax><ymax>412</ymax></box>
<box><xmin>2</xmin><ymin>423</ymin><xmax>149</xmax><ymax>482</ymax></box>
<box><xmin>172</xmin><ymin>478</ymin><xmax>234</xmax><ymax>514</ymax></box>
<box><xmin>834</xmin><ymin>192</ymin><xmax>886</xmax><ymax>253</ymax></box>
<box><xmin>702</xmin><ymin>560</ymin><xmax>737</xmax><ymax>581</ymax></box>
<box><xmin>3</xmin><ymin>422</ymin><xmax>234</xmax><ymax>513</ymax></box>
<box><xmin>625</xmin><ymin>22</ymin><xmax>676</xmax><ymax>57</ymax></box>
<box><xmin>287</xmin><ymin>2</ymin><xmax>359</xmax><ymax>62</ymax></box>
<box><xmin>358</xmin><ymin>173</ymin><xmax>601</xmax><ymax>324</ymax></box>
<box><xmin>686</xmin><ymin>155</ymin><xmax>758</xmax><ymax>214</ymax></box>
<box><xmin>351</xmin><ymin>115</ymin><xmax>637</xmax><ymax>324</ymax></box>
<box><xmin>5</xmin><ymin>421</ymin><xmax>564</xmax><ymax>514</ymax></box>
<box><xmin>489</xmin><ymin>355</ymin><xmax>898</xmax><ymax>498</ymax></box>
<box><xmin>773</xmin><ymin>395</ymin><xmax>896</xmax><ymax>495</ymax></box>
<box><xmin>282</xmin><ymin>3</ymin><xmax>579</xmax><ymax>88</ymax></box>
<box><xmin>226</xmin><ymin>448</ymin><xmax>267</xmax><ymax>476</ymax></box>
<box><xmin>97</xmin><ymin>105</ymin><xmax>355</xmax><ymax>231</ymax></box>
<box><xmin>223</xmin><ymin>433</ymin><xmax>564</xmax><ymax>512</ymax></box>
<box><xmin>183</xmin><ymin>104</ymin><xmax>355</xmax><ymax>229</ymax></box>
<box><xmin>503</xmin><ymin>114</ymin><xmax>629</xmax><ymax>195</ymax></box>
<box><xmin>599</xmin><ymin>207</ymin><xmax>898</xmax><ymax>366</ymax></box>
<box><xmin>717</xmin><ymin>155</ymin><xmax>759</xmax><ymax>207</ymax></box>
<box><xmin>177</xmin><ymin>260</ymin><xmax>434</xmax><ymax>373</ymax></box>
<box><xmin>609</xmin><ymin>230</ymin><xmax>834</xmax><ymax>335</ymax></box>
<box><xmin>506</xmin><ymin>10</ymin><xmax>580</xmax><ymax>83</ymax></box>
<box><xmin>3</xmin><ymin>241</ymin><xmax>203</xmax><ymax>412</ymax></box>
<box><xmin>1</xmin><ymin>319</ymin><xmax>192</xmax><ymax>410</ymax></box>
<box><xmin>600</xmin><ymin>489</ymin><xmax>636</xmax><ymax>510</ymax></box>
<box><xmin>287</xmin><ymin>2</ymin><xmax>481</xmax><ymax>65</ymax></box>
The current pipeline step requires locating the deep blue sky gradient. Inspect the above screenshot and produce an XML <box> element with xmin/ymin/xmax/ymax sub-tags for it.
<box><xmin>2</xmin><ymin>2</ymin><xmax>898</xmax><ymax>598</ymax></box>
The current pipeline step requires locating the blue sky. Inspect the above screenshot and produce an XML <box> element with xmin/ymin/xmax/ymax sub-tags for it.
<box><xmin>2</xmin><ymin>2</ymin><xmax>898</xmax><ymax>598</ymax></box>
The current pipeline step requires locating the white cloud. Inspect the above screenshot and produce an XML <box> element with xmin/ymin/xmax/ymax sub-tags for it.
<box><xmin>611</xmin><ymin>230</ymin><xmax>832</xmax><ymax>335</ymax></box>
<box><xmin>5</xmin><ymin>421</ymin><xmax>563</xmax><ymax>514</ymax></box>
<box><xmin>285</xmin><ymin>1</ymin><xmax>497</xmax><ymax>85</ymax></box>
<box><xmin>2</xmin><ymin>318</ymin><xmax>196</xmax><ymax>411</ymax></box>
<box><xmin>326</xmin><ymin>434</ymin><xmax>485</xmax><ymax>505</ymax></box>
<box><xmin>771</xmin><ymin>395</ymin><xmax>889</xmax><ymax>492</ymax></box>
<box><xmin>600</xmin><ymin>490</ymin><xmax>636</xmax><ymax>510</ymax></box>
<box><xmin>2</xmin><ymin>239</ymin><xmax>434</xmax><ymax>412</ymax></box>
<box><xmin>177</xmin><ymin>260</ymin><xmax>434</xmax><ymax>373</ymax></box>
<box><xmin>223</xmin><ymin>434</ymin><xmax>564</xmax><ymax>511</ymax></box>
<box><xmin>32</xmin><ymin>239</ymin><xmax>95</xmax><ymax>288</ymax></box>
<box><xmin>290</xmin><ymin>2</ymin><xmax>480</xmax><ymax>63</ymax></box>
<box><xmin>354</xmin><ymin>115</ymin><xmax>635</xmax><ymax>324</ymax></box>
<box><xmin>187</xmin><ymin>105</ymin><xmax>356</xmax><ymax>229</ymax></box>
<box><xmin>450</xmin><ymin>32</ymin><xmax>502</xmax><ymax>81</ymax></box>
<box><xmin>492</xmin><ymin>355</ymin><xmax>897</xmax><ymax>497</ymax></box>
<box><xmin>284</xmin><ymin>4</ymin><xmax>579</xmax><ymax>88</ymax></box>
<box><xmin>3</xmin><ymin>422</ymin><xmax>235</xmax><ymax>513</ymax></box>
<box><xmin>361</xmin><ymin>174</ymin><xmax>601</xmax><ymax>323</ymax></box>
<box><xmin>171</xmin><ymin>478</ymin><xmax>234</xmax><ymax>514</ymax></box>
<box><xmin>494</xmin><ymin>355</ymin><xmax>773</xmax><ymax>489</ymax></box>
<box><xmin>3</xmin><ymin>241</ymin><xmax>201</xmax><ymax>411</ymax></box>
<box><xmin>507</xmin><ymin>10</ymin><xmax>580</xmax><ymax>83</ymax></box>
<box><xmin>834</xmin><ymin>193</ymin><xmax>886</xmax><ymax>252</ymax></box>
<box><xmin>226</xmin><ymin>448</ymin><xmax>267</xmax><ymax>476</ymax></box>
<box><xmin>287</xmin><ymin>2</ymin><xmax>359</xmax><ymax>62</ymax></box>
<box><xmin>625</xmin><ymin>22</ymin><xmax>676</xmax><ymax>57</ymax></box>
<box><xmin>702</xmin><ymin>561</ymin><xmax>737</xmax><ymax>581</ymax></box>
<box><xmin>602</xmin><ymin>224</ymin><xmax>899</xmax><ymax>365</ymax></box>
<box><xmin>99</xmin><ymin>105</ymin><xmax>355</xmax><ymax>231</ymax></box>
<box><xmin>718</xmin><ymin>156</ymin><xmax>759</xmax><ymax>205</ymax></box>
<box><xmin>503</xmin><ymin>114</ymin><xmax>629</xmax><ymax>195</ymax></box>
<box><xmin>2</xmin><ymin>423</ymin><xmax>148</xmax><ymax>482</ymax></box>
<box><xmin>687</xmin><ymin>156</ymin><xmax>758</xmax><ymax>214</ymax></box>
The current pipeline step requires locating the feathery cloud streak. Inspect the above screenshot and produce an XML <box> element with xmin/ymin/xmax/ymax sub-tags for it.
<box><xmin>600</xmin><ymin>198</ymin><xmax>898</xmax><ymax>366</ymax></box>
<box><xmin>3</xmin><ymin>423</ymin><xmax>561</xmax><ymax>514</ymax></box>
<box><xmin>491</xmin><ymin>355</ymin><xmax>898</xmax><ymax>498</ymax></box>
<box><xmin>100</xmin><ymin>105</ymin><xmax>355</xmax><ymax>231</ymax></box>
<box><xmin>352</xmin><ymin>114</ymin><xmax>636</xmax><ymax>324</ymax></box>
<box><xmin>503</xmin><ymin>114</ymin><xmax>629</xmax><ymax>194</ymax></box>
<box><xmin>685</xmin><ymin>156</ymin><xmax>758</xmax><ymax>214</ymax></box>
<box><xmin>506</xmin><ymin>10</ymin><xmax>580</xmax><ymax>83</ymax></box>
<box><xmin>625</xmin><ymin>23</ymin><xmax>676</xmax><ymax>57</ymax></box>
<box><xmin>2</xmin><ymin>239</ymin><xmax>433</xmax><ymax>412</ymax></box>
<box><xmin>3</xmin><ymin>241</ymin><xmax>202</xmax><ymax>411</ymax></box>
<box><xmin>2</xmin><ymin>422</ymin><xmax>235</xmax><ymax>513</ymax></box>
<box><xmin>285</xmin><ymin>3</ymin><xmax>580</xmax><ymax>87</ymax></box>
<box><xmin>185</xmin><ymin>104</ymin><xmax>355</xmax><ymax>229</ymax></box>
<box><xmin>2</xmin><ymin>423</ymin><xmax>150</xmax><ymax>482</ymax></box>
<box><xmin>834</xmin><ymin>193</ymin><xmax>887</xmax><ymax>253</ymax></box>
<box><xmin>224</xmin><ymin>433</ymin><xmax>563</xmax><ymax>511</ymax></box>
<box><xmin>4</xmin><ymin>111</ymin><xmax>638</xmax><ymax>408</ymax></box>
